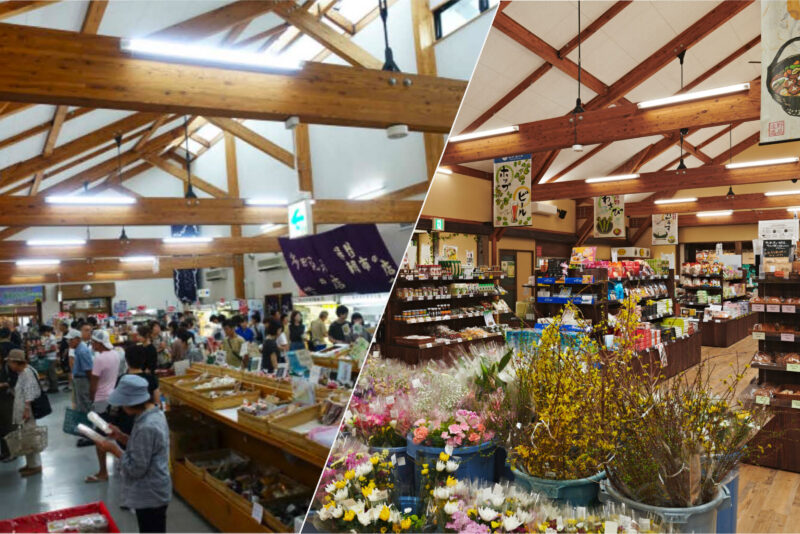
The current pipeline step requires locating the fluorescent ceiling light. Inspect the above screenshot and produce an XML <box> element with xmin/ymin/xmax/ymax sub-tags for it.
<box><xmin>448</xmin><ymin>125</ymin><xmax>519</xmax><ymax>143</ymax></box>
<box><xmin>349</xmin><ymin>187</ymin><xmax>386</xmax><ymax>200</ymax></box>
<box><xmin>696</xmin><ymin>210</ymin><xmax>733</xmax><ymax>218</ymax></box>
<box><xmin>16</xmin><ymin>259</ymin><xmax>60</xmax><ymax>266</ymax></box>
<box><xmin>45</xmin><ymin>195</ymin><xmax>136</xmax><ymax>205</ymax></box>
<box><xmin>162</xmin><ymin>237</ymin><xmax>213</xmax><ymax>244</ymax></box>
<box><xmin>245</xmin><ymin>198</ymin><xmax>288</xmax><ymax>206</ymax></box>
<box><xmin>765</xmin><ymin>189</ymin><xmax>800</xmax><ymax>196</ymax></box>
<box><xmin>653</xmin><ymin>197</ymin><xmax>697</xmax><ymax>205</ymax></box>
<box><xmin>437</xmin><ymin>168</ymin><xmax>453</xmax><ymax>174</ymax></box>
<box><xmin>121</xmin><ymin>256</ymin><xmax>156</xmax><ymax>263</ymax></box>
<box><xmin>260</xmin><ymin>224</ymin><xmax>284</xmax><ymax>233</ymax></box>
<box><xmin>726</xmin><ymin>157</ymin><xmax>799</xmax><ymax>170</ymax></box>
<box><xmin>787</xmin><ymin>207</ymin><xmax>800</xmax><ymax>212</ymax></box>
<box><xmin>637</xmin><ymin>83</ymin><xmax>750</xmax><ymax>109</ymax></box>
<box><xmin>121</xmin><ymin>39</ymin><xmax>301</xmax><ymax>71</ymax></box>
<box><xmin>585</xmin><ymin>173</ymin><xmax>639</xmax><ymax>184</ymax></box>
<box><xmin>26</xmin><ymin>239</ymin><xmax>86</xmax><ymax>246</ymax></box>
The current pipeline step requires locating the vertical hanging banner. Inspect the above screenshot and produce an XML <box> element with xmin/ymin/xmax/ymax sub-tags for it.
<box><xmin>171</xmin><ymin>224</ymin><xmax>200</xmax><ymax>303</ymax></box>
<box><xmin>493</xmin><ymin>154</ymin><xmax>532</xmax><ymax>227</ymax></box>
<box><xmin>593</xmin><ymin>195</ymin><xmax>625</xmax><ymax>238</ymax></box>
<box><xmin>761</xmin><ymin>1</ymin><xmax>800</xmax><ymax>144</ymax></box>
<box><xmin>652</xmin><ymin>214</ymin><xmax>678</xmax><ymax>245</ymax></box>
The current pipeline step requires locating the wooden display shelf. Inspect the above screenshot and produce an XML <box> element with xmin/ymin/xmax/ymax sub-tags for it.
<box><xmin>700</xmin><ymin>313</ymin><xmax>757</xmax><ymax>347</ymax></box>
<box><xmin>390</xmin><ymin>334</ymin><xmax>504</xmax><ymax>365</ymax></box>
<box><xmin>394</xmin><ymin>311</ymin><xmax>484</xmax><ymax>324</ymax></box>
<box><xmin>398</xmin><ymin>274</ymin><xmax>505</xmax><ymax>282</ymax></box>
<box><xmin>173</xmin><ymin>461</ymin><xmax>271</xmax><ymax>533</ymax></box>
<box><xmin>632</xmin><ymin>330</ymin><xmax>702</xmax><ymax>380</ymax></box>
<box><xmin>398</xmin><ymin>291</ymin><xmax>498</xmax><ymax>302</ymax></box>
<box><xmin>161</xmin><ymin>379</ymin><xmax>327</xmax><ymax>468</ymax></box>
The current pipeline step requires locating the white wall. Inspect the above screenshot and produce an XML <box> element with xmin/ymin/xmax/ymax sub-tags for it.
<box><xmin>435</xmin><ymin>8</ymin><xmax>497</xmax><ymax>81</ymax></box>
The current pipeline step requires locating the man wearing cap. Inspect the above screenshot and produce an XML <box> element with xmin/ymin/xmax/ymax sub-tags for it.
<box><xmin>89</xmin><ymin>330</ymin><xmax>120</xmax><ymax>414</ymax></box>
<box><xmin>97</xmin><ymin>375</ymin><xmax>171</xmax><ymax>532</ymax></box>
<box><xmin>68</xmin><ymin>325</ymin><xmax>94</xmax><ymax>447</ymax></box>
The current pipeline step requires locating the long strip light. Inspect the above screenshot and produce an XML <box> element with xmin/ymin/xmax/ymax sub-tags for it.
<box><xmin>162</xmin><ymin>236</ymin><xmax>213</xmax><ymax>244</ymax></box>
<box><xmin>16</xmin><ymin>259</ymin><xmax>60</xmax><ymax>266</ymax></box>
<box><xmin>585</xmin><ymin>173</ymin><xmax>639</xmax><ymax>184</ymax></box>
<box><xmin>121</xmin><ymin>39</ymin><xmax>301</xmax><ymax>71</ymax></box>
<box><xmin>121</xmin><ymin>256</ymin><xmax>156</xmax><ymax>263</ymax></box>
<box><xmin>653</xmin><ymin>197</ymin><xmax>697</xmax><ymax>205</ymax></box>
<box><xmin>696</xmin><ymin>210</ymin><xmax>733</xmax><ymax>218</ymax></box>
<box><xmin>45</xmin><ymin>195</ymin><xmax>136</xmax><ymax>205</ymax></box>
<box><xmin>437</xmin><ymin>168</ymin><xmax>453</xmax><ymax>175</ymax></box>
<box><xmin>349</xmin><ymin>187</ymin><xmax>387</xmax><ymax>200</ymax></box>
<box><xmin>448</xmin><ymin>125</ymin><xmax>519</xmax><ymax>143</ymax></box>
<box><xmin>637</xmin><ymin>83</ymin><xmax>750</xmax><ymax>109</ymax></box>
<box><xmin>765</xmin><ymin>189</ymin><xmax>800</xmax><ymax>197</ymax></box>
<box><xmin>245</xmin><ymin>198</ymin><xmax>289</xmax><ymax>206</ymax></box>
<box><xmin>787</xmin><ymin>207</ymin><xmax>800</xmax><ymax>212</ymax></box>
<box><xmin>726</xmin><ymin>157</ymin><xmax>799</xmax><ymax>170</ymax></box>
<box><xmin>26</xmin><ymin>239</ymin><xmax>86</xmax><ymax>246</ymax></box>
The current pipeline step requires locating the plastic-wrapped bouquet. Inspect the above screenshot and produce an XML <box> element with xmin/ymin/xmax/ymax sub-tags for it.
<box><xmin>410</xmin><ymin>409</ymin><xmax>495</xmax><ymax>448</ymax></box>
<box><xmin>345</xmin><ymin>395</ymin><xmax>414</xmax><ymax>448</ymax></box>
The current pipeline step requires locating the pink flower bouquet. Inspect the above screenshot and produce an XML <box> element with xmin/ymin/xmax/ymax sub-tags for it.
<box><xmin>410</xmin><ymin>410</ymin><xmax>494</xmax><ymax>448</ymax></box>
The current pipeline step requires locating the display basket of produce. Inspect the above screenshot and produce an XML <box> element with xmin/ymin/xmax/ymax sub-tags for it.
<box><xmin>270</xmin><ymin>401</ymin><xmax>345</xmax><ymax>460</ymax></box>
<box><xmin>176</xmin><ymin>374</ymin><xmax>238</xmax><ymax>393</ymax></box>
<box><xmin>0</xmin><ymin>501</ymin><xmax>120</xmax><ymax>533</ymax></box>
<box><xmin>186</xmin><ymin>385</ymin><xmax>260</xmax><ymax>410</ymax></box>
<box><xmin>767</xmin><ymin>37</ymin><xmax>800</xmax><ymax>116</ymax></box>
<box><xmin>314</xmin><ymin>384</ymin><xmax>345</xmax><ymax>401</ymax></box>
<box><xmin>236</xmin><ymin>397</ymin><xmax>290</xmax><ymax>433</ymax></box>
<box><xmin>394</xmin><ymin>335</ymin><xmax>437</xmax><ymax>347</ymax></box>
<box><xmin>184</xmin><ymin>448</ymin><xmax>250</xmax><ymax>480</ymax></box>
<box><xmin>239</xmin><ymin>372</ymin><xmax>293</xmax><ymax>397</ymax></box>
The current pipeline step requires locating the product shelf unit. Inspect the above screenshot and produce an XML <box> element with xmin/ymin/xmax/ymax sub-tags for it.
<box><xmin>385</xmin><ymin>272</ymin><xmax>506</xmax><ymax>364</ymax></box>
<box><xmin>744</xmin><ymin>276</ymin><xmax>800</xmax><ymax>473</ymax></box>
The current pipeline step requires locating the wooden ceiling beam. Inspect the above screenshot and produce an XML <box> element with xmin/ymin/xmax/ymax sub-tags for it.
<box><xmin>0</xmin><ymin>107</ymin><xmax>94</xmax><ymax>155</ymax></box>
<box><xmin>549</xmin><ymin>142</ymin><xmax>611</xmax><ymax>183</ymax></box>
<box><xmin>628</xmin><ymin>217</ymin><xmax>652</xmax><ymax>245</ymax></box>
<box><xmin>709</xmin><ymin>131</ymin><xmax>760</xmax><ymax>165</ymax></box>
<box><xmin>294</xmin><ymin>123</ymin><xmax>313</xmax><ymax>193</ymax></box>
<box><xmin>2</xmin><ymin>255</ymin><xmax>235</xmax><ymax>277</ymax></box>
<box><xmin>441</xmin><ymin>82</ymin><xmax>759</xmax><ymax>165</ymax></box>
<box><xmin>680</xmin><ymin>35</ymin><xmax>760</xmax><ymax>94</ymax></box>
<box><xmin>441</xmin><ymin>165</ymin><xmax>492</xmax><ymax>180</ymax></box>
<box><xmin>464</xmin><ymin>1</ymin><xmax>630</xmax><ymax>133</ymax></box>
<box><xmin>0</xmin><ymin>24</ymin><xmax>464</xmax><ymax>133</ymax></box>
<box><xmin>625</xmin><ymin>191</ymin><xmax>800</xmax><ymax>217</ymax></box>
<box><xmin>231</xmin><ymin>23</ymin><xmax>290</xmax><ymax>48</ymax></box>
<box><xmin>80</xmin><ymin>0</ymin><xmax>108</xmax><ymax>33</ymax></box>
<box><xmin>311</xmin><ymin>0</ymin><xmax>399</xmax><ymax>62</ymax></box>
<box><xmin>0</xmin><ymin>197</ymin><xmax>422</xmax><ymax>226</ymax></box>
<box><xmin>0</xmin><ymin>0</ymin><xmax>57</xmax><ymax>20</ymax></box>
<box><xmin>142</xmin><ymin>154</ymin><xmax>228</xmax><ymax>198</ymax></box>
<box><xmin>148</xmin><ymin>0</ymin><xmax>278</xmax><ymax>41</ymax></box>
<box><xmin>533</xmin><ymin>160</ymin><xmax>800</xmax><ymax>201</ymax></box>
<box><xmin>679</xmin><ymin>209</ymin><xmax>797</xmax><ymax>227</ymax></box>
<box><xmin>205</xmin><ymin>117</ymin><xmax>295</xmax><ymax>168</ymax></box>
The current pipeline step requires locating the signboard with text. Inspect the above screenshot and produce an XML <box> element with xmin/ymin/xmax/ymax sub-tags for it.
<box><xmin>0</xmin><ymin>285</ymin><xmax>44</xmax><ymax>307</ymax></box>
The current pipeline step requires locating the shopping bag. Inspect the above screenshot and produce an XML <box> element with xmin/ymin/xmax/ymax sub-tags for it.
<box><xmin>63</xmin><ymin>407</ymin><xmax>90</xmax><ymax>436</ymax></box>
<box><xmin>5</xmin><ymin>424</ymin><xmax>47</xmax><ymax>457</ymax></box>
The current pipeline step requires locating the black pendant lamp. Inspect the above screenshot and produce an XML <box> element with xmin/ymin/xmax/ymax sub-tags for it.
<box><xmin>571</xmin><ymin>0</ymin><xmax>584</xmax><ymax>151</ymax></box>
<box><xmin>112</xmin><ymin>134</ymin><xmax>131</xmax><ymax>245</ymax></box>
<box><xmin>676</xmin><ymin>51</ymin><xmax>687</xmax><ymax>170</ymax></box>
<box><xmin>379</xmin><ymin>0</ymin><xmax>400</xmax><ymax>72</ymax></box>
<box><xmin>183</xmin><ymin>117</ymin><xmax>197</xmax><ymax>200</ymax></box>
<box><xmin>119</xmin><ymin>226</ymin><xmax>130</xmax><ymax>245</ymax></box>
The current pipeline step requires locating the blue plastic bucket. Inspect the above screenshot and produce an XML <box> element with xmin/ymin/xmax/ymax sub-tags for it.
<box><xmin>509</xmin><ymin>464</ymin><xmax>604</xmax><ymax>506</ymax></box>
<box><xmin>406</xmin><ymin>435</ymin><xmax>496</xmax><ymax>494</ymax></box>
<box><xmin>715</xmin><ymin>467</ymin><xmax>739</xmax><ymax>534</ymax></box>
<box><xmin>369</xmin><ymin>444</ymin><xmax>413</xmax><ymax>495</ymax></box>
<box><xmin>495</xmin><ymin>447</ymin><xmax>514</xmax><ymax>482</ymax></box>
<box><xmin>397</xmin><ymin>496</ymin><xmax>422</xmax><ymax>516</ymax></box>
<box><xmin>599</xmin><ymin>479</ymin><xmax>731</xmax><ymax>533</ymax></box>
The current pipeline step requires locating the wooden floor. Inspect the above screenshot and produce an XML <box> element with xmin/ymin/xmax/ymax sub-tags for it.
<box><xmin>695</xmin><ymin>335</ymin><xmax>800</xmax><ymax>532</ymax></box>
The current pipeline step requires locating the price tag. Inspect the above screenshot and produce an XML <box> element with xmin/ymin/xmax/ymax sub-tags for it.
<box><xmin>251</xmin><ymin>502</ymin><xmax>264</xmax><ymax>524</ymax></box>
<box><xmin>751</xmin><ymin>304</ymin><xmax>765</xmax><ymax>312</ymax></box>
<box><xmin>604</xmin><ymin>521</ymin><xmax>618</xmax><ymax>534</ymax></box>
<box><xmin>755</xmin><ymin>395</ymin><xmax>770</xmax><ymax>406</ymax></box>
<box><xmin>580</xmin><ymin>294</ymin><xmax>593</xmax><ymax>304</ymax></box>
<box><xmin>782</xmin><ymin>333</ymin><xmax>796</xmax><ymax>342</ymax></box>
<box><xmin>309</xmin><ymin>365</ymin><xmax>322</xmax><ymax>384</ymax></box>
<box><xmin>391</xmin><ymin>454</ymin><xmax>396</xmax><ymax>465</ymax></box>
<box><xmin>793</xmin><ymin>400</ymin><xmax>800</xmax><ymax>410</ymax></box>
<box><xmin>784</xmin><ymin>305</ymin><xmax>796</xmax><ymax>314</ymax></box>
<box><xmin>768</xmin><ymin>304</ymin><xmax>781</xmax><ymax>313</ymax></box>
<box><xmin>411</xmin><ymin>378</ymin><xmax>422</xmax><ymax>389</ymax></box>
<box><xmin>337</xmin><ymin>361</ymin><xmax>352</xmax><ymax>385</ymax></box>
<box><xmin>788</xmin><ymin>363</ymin><xmax>800</xmax><ymax>372</ymax></box>
<box><xmin>423</xmin><ymin>343</ymin><xmax>433</xmax><ymax>349</ymax></box>
<box><xmin>753</xmin><ymin>332</ymin><xmax>766</xmax><ymax>340</ymax></box>
<box><xmin>397</xmin><ymin>455</ymin><xmax>406</xmax><ymax>466</ymax></box>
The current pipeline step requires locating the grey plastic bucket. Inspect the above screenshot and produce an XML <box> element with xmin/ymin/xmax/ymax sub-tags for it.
<box><xmin>509</xmin><ymin>464</ymin><xmax>605</xmax><ymax>505</ymax></box>
<box><xmin>599</xmin><ymin>479</ymin><xmax>731</xmax><ymax>533</ymax></box>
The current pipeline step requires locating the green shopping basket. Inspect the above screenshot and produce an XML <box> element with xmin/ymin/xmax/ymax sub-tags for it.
<box><xmin>62</xmin><ymin>407</ymin><xmax>91</xmax><ymax>437</ymax></box>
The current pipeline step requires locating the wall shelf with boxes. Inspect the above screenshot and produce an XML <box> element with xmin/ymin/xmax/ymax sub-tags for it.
<box><xmin>743</xmin><ymin>275</ymin><xmax>800</xmax><ymax>473</ymax></box>
<box><xmin>384</xmin><ymin>263</ymin><xmax>508</xmax><ymax>364</ymax></box>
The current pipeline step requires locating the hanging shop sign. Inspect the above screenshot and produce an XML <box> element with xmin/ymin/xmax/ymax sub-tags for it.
<box><xmin>759</xmin><ymin>218</ymin><xmax>799</xmax><ymax>242</ymax></box>
<box><xmin>278</xmin><ymin>224</ymin><xmax>397</xmax><ymax>295</ymax></box>
<box><xmin>593</xmin><ymin>195</ymin><xmax>625</xmax><ymax>238</ymax></box>
<box><xmin>493</xmin><ymin>154</ymin><xmax>532</xmax><ymax>227</ymax></box>
<box><xmin>761</xmin><ymin>1</ymin><xmax>800</xmax><ymax>144</ymax></box>
<box><xmin>288</xmin><ymin>199</ymin><xmax>313</xmax><ymax>238</ymax></box>
<box><xmin>652</xmin><ymin>214</ymin><xmax>678</xmax><ymax>245</ymax></box>
<box><xmin>0</xmin><ymin>285</ymin><xmax>44</xmax><ymax>307</ymax></box>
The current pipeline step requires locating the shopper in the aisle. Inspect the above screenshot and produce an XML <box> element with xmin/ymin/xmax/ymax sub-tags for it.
<box><xmin>351</xmin><ymin>313</ymin><xmax>371</xmax><ymax>342</ymax></box>
<box><xmin>89</xmin><ymin>330</ymin><xmax>120</xmax><ymax>414</ymax></box>
<box><xmin>97</xmin><ymin>374</ymin><xmax>171</xmax><ymax>533</ymax></box>
<box><xmin>70</xmin><ymin>325</ymin><xmax>94</xmax><ymax>447</ymax></box>
<box><xmin>136</xmin><ymin>325</ymin><xmax>159</xmax><ymax>372</ymax></box>
<box><xmin>149</xmin><ymin>322</ymin><xmax>169</xmax><ymax>369</ymax></box>
<box><xmin>309</xmin><ymin>311</ymin><xmax>328</xmax><ymax>350</ymax></box>
<box><xmin>328</xmin><ymin>305</ymin><xmax>352</xmax><ymax>344</ymax></box>
<box><xmin>288</xmin><ymin>311</ymin><xmax>306</xmax><ymax>352</ymax></box>
<box><xmin>57</xmin><ymin>322</ymin><xmax>71</xmax><ymax>393</ymax></box>
<box><xmin>41</xmin><ymin>325</ymin><xmax>59</xmax><ymax>393</ymax></box>
<box><xmin>6</xmin><ymin>350</ymin><xmax>44</xmax><ymax>477</ymax></box>
<box><xmin>0</xmin><ymin>344</ymin><xmax>15</xmax><ymax>461</ymax></box>
<box><xmin>276</xmin><ymin>313</ymin><xmax>290</xmax><ymax>354</ymax></box>
<box><xmin>235</xmin><ymin>315</ymin><xmax>254</xmax><ymax>342</ymax></box>
<box><xmin>260</xmin><ymin>321</ymin><xmax>283</xmax><ymax>373</ymax></box>
<box><xmin>221</xmin><ymin>320</ymin><xmax>246</xmax><ymax>368</ymax></box>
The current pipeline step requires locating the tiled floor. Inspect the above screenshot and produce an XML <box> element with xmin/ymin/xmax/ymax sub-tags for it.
<box><xmin>0</xmin><ymin>391</ymin><xmax>213</xmax><ymax>532</ymax></box>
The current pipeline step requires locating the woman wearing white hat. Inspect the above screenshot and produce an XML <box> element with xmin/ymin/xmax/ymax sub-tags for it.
<box><xmin>96</xmin><ymin>374</ymin><xmax>171</xmax><ymax>533</ymax></box>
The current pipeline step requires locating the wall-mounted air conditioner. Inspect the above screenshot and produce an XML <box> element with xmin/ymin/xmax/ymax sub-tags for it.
<box><xmin>531</xmin><ymin>202</ymin><xmax>558</xmax><ymax>216</ymax></box>
<box><xmin>205</xmin><ymin>268</ymin><xmax>228</xmax><ymax>281</ymax></box>
<box><xmin>257</xmin><ymin>256</ymin><xmax>287</xmax><ymax>272</ymax></box>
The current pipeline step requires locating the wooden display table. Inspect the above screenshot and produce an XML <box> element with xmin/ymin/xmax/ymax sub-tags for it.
<box><xmin>699</xmin><ymin>312</ymin><xmax>757</xmax><ymax>347</ymax></box>
<box><xmin>632</xmin><ymin>330</ymin><xmax>702</xmax><ymax>380</ymax></box>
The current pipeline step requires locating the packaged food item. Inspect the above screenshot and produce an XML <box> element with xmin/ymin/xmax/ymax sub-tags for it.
<box><xmin>779</xmin><ymin>353</ymin><xmax>800</xmax><ymax>365</ymax></box>
<box><xmin>752</xmin><ymin>352</ymin><xmax>773</xmax><ymax>364</ymax></box>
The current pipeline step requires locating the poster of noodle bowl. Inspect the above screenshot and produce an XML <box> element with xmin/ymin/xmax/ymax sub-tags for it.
<box><xmin>762</xmin><ymin>1</ymin><xmax>800</xmax><ymax>144</ymax></box>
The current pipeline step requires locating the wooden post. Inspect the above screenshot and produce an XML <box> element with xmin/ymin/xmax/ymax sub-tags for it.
<box><xmin>294</xmin><ymin>123</ymin><xmax>313</xmax><ymax>194</ymax></box>
<box><xmin>410</xmin><ymin>0</ymin><xmax>445</xmax><ymax>180</ymax></box>
<box><xmin>225</xmin><ymin>132</ymin><xmax>245</xmax><ymax>299</ymax></box>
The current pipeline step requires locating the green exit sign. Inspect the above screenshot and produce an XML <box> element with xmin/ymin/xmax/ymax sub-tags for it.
<box><xmin>432</xmin><ymin>218</ymin><xmax>445</xmax><ymax>231</ymax></box>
